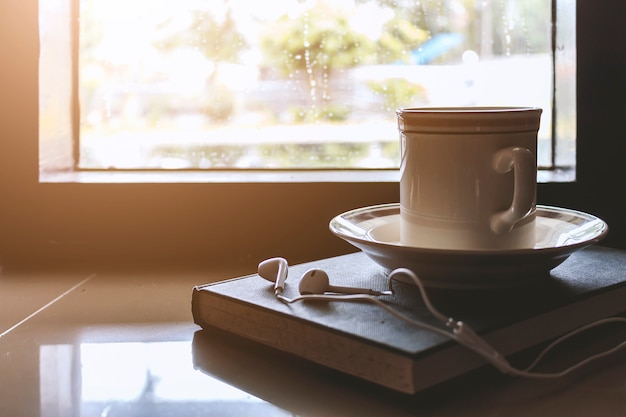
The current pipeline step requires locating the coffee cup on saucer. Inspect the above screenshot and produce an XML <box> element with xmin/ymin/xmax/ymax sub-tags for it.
<box><xmin>397</xmin><ymin>107</ymin><xmax>542</xmax><ymax>250</ymax></box>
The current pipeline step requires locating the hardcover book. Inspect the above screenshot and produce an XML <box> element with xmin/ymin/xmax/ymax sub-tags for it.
<box><xmin>192</xmin><ymin>245</ymin><xmax>626</xmax><ymax>393</ymax></box>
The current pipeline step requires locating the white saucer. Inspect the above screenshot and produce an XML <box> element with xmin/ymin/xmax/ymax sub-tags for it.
<box><xmin>329</xmin><ymin>203</ymin><xmax>608</xmax><ymax>289</ymax></box>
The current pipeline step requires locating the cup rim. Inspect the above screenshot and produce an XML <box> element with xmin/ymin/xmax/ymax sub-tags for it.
<box><xmin>397</xmin><ymin>106</ymin><xmax>542</xmax><ymax>114</ymax></box>
<box><xmin>396</xmin><ymin>106</ymin><xmax>543</xmax><ymax>133</ymax></box>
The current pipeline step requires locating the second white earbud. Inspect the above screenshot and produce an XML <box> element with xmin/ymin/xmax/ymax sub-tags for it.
<box><xmin>298</xmin><ymin>268</ymin><xmax>392</xmax><ymax>296</ymax></box>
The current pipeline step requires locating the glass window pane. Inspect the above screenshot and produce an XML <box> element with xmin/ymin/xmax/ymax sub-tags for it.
<box><xmin>41</xmin><ymin>0</ymin><xmax>570</xmax><ymax>172</ymax></box>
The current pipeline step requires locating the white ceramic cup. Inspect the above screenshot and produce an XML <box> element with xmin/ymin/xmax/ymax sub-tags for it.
<box><xmin>397</xmin><ymin>107</ymin><xmax>542</xmax><ymax>250</ymax></box>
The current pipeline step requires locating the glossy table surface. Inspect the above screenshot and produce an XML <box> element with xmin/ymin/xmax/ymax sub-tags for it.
<box><xmin>1</xmin><ymin>260</ymin><xmax>625</xmax><ymax>417</ymax></box>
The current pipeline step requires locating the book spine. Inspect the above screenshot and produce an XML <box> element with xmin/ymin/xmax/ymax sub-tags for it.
<box><xmin>192</xmin><ymin>288</ymin><xmax>417</xmax><ymax>393</ymax></box>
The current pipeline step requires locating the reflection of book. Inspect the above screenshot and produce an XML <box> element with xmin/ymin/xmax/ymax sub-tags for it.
<box><xmin>192</xmin><ymin>245</ymin><xmax>626</xmax><ymax>394</ymax></box>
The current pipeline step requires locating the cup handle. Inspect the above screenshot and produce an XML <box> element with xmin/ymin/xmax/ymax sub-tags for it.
<box><xmin>491</xmin><ymin>146</ymin><xmax>536</xmax><ymax>235</ymax></box>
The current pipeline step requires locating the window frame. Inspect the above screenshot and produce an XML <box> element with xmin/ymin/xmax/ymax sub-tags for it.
<box><xmin>1</xmin><ymin>0</ymin><xmax>625</xmax><ymax>268</ymax></box>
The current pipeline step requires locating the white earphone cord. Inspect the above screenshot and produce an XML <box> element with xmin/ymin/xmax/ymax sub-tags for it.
<box><xmin>390</xmin><ymin>268</ymin><xmax>626</xmax><ymax>378</ymax></box>
<box><xmin>276</xmin><ymin>268</ymin><xmax>626</xmax><ymax>379</ymax></box>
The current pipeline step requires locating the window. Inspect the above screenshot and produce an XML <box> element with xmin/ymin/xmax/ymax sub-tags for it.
<box><xmin>1</xmin><ymin>1</ymin><xmax>625</xmax><ymax>265</ymax></box>
<box><xmin>40</xmin><ymin>0</ymin><xmax>574</xmax><ymax>178</ymax></box>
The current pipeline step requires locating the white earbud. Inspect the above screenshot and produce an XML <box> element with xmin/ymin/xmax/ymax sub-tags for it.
<box><xmin>298</xmin><ymin>268</ymin><xmax>392</xmax><ymax>296</ymax></box>
<box><xmin>257</xmin><ymin>257</ymin><xmax>288</xmax><ymax>294</ymax></box>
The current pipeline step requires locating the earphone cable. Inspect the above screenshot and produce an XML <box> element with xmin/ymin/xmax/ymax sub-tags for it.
<box><xmin>387</xmin><ymin>268</ymin><xmax>626</xmax><ymax>378</ymax></box>
<box><xmin>276</xmin><ymin>292</ymin><xmax>456</xmax><ymax>340</ymax></box>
